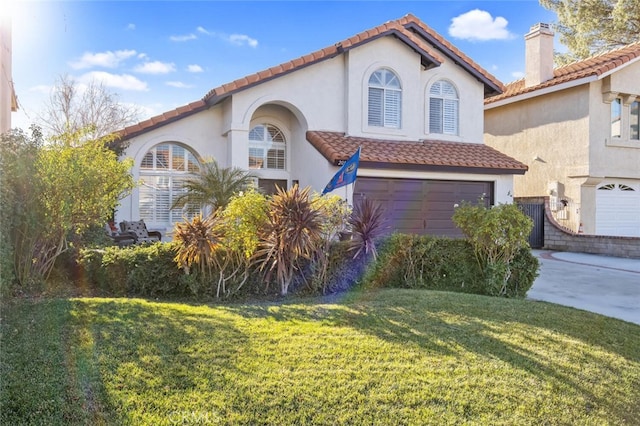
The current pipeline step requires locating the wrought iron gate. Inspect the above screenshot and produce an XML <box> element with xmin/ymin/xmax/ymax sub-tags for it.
<box><xmin>518</xmin><ymin>203</ymin><xmax>545</xmax><ymax>248</ymax></box>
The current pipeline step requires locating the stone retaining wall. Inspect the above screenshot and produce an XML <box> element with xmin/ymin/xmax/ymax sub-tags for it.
<box><xmin>542</xmin><ymin>197</ymin><xmax>640</xmax><ymax>259</ymax></box>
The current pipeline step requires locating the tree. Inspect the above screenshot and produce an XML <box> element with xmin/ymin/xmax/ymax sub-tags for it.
<box><xmin>540</xmin><ymin>0</ymin><xmax>640</xmax><ymax>64</ymax></box>
<box><xmin>37</xmin><ymin>74</ymin><xmax>141</xmax><ymax>142</ymax></box>
<box><xmin>171</xmin><ymin>159</ymin><xmax>255</xmax><ymax>214</ymax></box>
<box><xmin>0</xmin><ymin>126</ymin><xmax>135</xmax><ymax>291</ymax></box>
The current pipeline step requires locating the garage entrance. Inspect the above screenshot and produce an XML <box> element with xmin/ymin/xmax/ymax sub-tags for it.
<box><xmin>353</xmin><ymin>178</ymin><xmax>493</xmax><ymax>237</ymax></box>
<box><xmin>595</xmin><ymin>182</ymin><xmax>640</xmax><ymax>237</ymax></box>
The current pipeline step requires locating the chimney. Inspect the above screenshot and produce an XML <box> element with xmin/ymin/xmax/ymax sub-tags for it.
<box><xmin>524</xmin><ymin>23</ymin><xmax>555</xmax><ymax>87</ymax></box>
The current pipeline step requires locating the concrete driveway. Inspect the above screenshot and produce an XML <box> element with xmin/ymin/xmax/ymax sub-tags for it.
<box><xmin>527</xmin><ymin>250</ymin><xmax>640</xmax><ymax>325</ymax></box>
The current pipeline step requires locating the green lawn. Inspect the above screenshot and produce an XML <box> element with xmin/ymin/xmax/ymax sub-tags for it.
<box><xmin>1</xmin><ymin>290</ymin><xmax>639</xmax><ymax>425</ymax></box>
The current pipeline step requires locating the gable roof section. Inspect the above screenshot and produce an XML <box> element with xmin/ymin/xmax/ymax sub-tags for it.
<box><xmin>486</xmin><ymin>42</ymin><xmax>640</xmax><ymax>105</ymax></box>
<box><xmin>117</xmin><ymin>14</ymin><xmax>504</xmax><ymax>141</ymax></box>
<box><xmin>307</xmin><ymin>131</ymin><xmax>527</xmax><ymax>175</ymax></box>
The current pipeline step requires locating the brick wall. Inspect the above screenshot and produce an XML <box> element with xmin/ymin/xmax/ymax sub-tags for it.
<box><xmin>543</xmin><ymin>197</ymin><xmax>640</xmax><ymax>259</ymax></box>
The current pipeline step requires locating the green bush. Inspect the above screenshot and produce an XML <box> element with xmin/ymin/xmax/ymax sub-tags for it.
<box><xmin>78</xmin><ymin>243</ymin><xmax>190</xmax><ymax>297</ymax></box>
<box><xmin>361</xmin><ymin>234</ymin><xmax>538</xmax><ymax>297</ymax></box>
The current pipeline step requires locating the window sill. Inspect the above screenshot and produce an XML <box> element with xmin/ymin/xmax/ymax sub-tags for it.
<box><xmin>606</xmin><ymin>138</ymin><xmax>640</xmax><ymax>149</ymax></box>
<box><xmin>362</xmin><ymin>125</ymin><xmax>406</xmax><ymax>138</ymax></box>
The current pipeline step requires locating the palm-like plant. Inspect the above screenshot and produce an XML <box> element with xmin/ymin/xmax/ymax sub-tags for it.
<box><xmin>172</xmin><ymin>159</ymin><xmax>255</xmax><ymax>214</ymax></box>
<box><xmin>256</xmin><ymin>185</ymin><xmax>323</xmax><ymax>295</ymax></box>
<box><xmin>348</xmin><ymin>197</ymin><xmax>387</xmax><ymax>260</ymax></box>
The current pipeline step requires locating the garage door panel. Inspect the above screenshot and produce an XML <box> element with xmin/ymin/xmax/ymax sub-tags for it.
<box><xmin>354</xmin><ymin>178</ymin><xmax>492</xmax><ymax>237</ymax></box>
<box><xmin>595</xmin><ymin>182</ymin><xmax>640</xmax><ymax>237</ymax></box>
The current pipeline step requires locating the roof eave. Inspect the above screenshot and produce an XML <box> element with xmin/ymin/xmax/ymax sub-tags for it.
<box><xmin>485</xmin><ymin>75</ymin><xmax>597</xmax><ymax>109</ymax></box>
<box><xmin>404</xmin><ymin>22</ymin><xmax>504</xmax><ymax>97</ymax></box>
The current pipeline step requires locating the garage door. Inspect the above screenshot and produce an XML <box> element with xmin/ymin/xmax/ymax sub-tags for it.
<box><xmin>596</xmin><ymin>182</ymin><xmax>640</xmax><ymax>237</ymax></box>
<box><xmin>353</xmin><ymin>178</ymin><xmax>492</xmax><ymax>237</ymax></box>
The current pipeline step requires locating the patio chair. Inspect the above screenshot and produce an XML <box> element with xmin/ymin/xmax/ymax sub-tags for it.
<box><xmin>119</xmin><ymin>220</ymin><xmax>162</xmax><ymax>244</ymax></box>
<box><xmin>105</xmin><ymin>223</ymin><xmax>137</xmax><ymax>247</ymax></box>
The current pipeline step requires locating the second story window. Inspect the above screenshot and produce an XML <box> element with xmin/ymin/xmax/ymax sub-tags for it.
<box><xmin>429</xmin><ymin>80</ymin><xmax>459</xmax><ymax>135</ymax></box>
<box><xmin>249</xmin><ymin>124</ymin><xmax>286</xmax><ymax>170</ymax></box>
<box><xmin>630</xmin><ymin>101</ymin><xmax>639</xmax><ymax>140</ymax></box>
<box><xmin>368</xmin><ymin>69</ymin><xmax>402</xmax><ymax>129</ymax></box>
<box><xmin>611</xmin><ymin>97</ymin><xmax>622</xmax><ymax>138</ymax></box>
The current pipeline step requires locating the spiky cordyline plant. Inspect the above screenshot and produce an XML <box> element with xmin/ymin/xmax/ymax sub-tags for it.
<box><xmin>256</xmin><ymin>185</ymin><xmax>323</xmax><ymax>296</ymax></box>
<box><xmin>173</xmin><ymin>213</ymin><xmax>226</xmax><ymax>296</ymax></box>
<box><xmin>348</xmin><ymin>197</ymin><xmax>387</xmax><ymax>260</ymax></box>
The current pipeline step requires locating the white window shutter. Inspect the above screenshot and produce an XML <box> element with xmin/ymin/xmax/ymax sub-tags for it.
<box><xmin>384</xmin><ymin>90</ymin><xmax>401</xmax><ymax>128</ymax></box>
<box><xmin>368</xmin><ymin>87</ymin><xmax>383</xmax><ymax>127</ymax></box>
<box><xmin>429</xmin><ymin>98</ymin><xmax>443</xmax><ymax>134</ymax></box>
<box><xmin>443</xmin><ymin>99</ymin><xmax>458</xmax><ymax>134</ymax></box>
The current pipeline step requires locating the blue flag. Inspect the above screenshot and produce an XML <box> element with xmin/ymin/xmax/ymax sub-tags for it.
<box><xmin>322</xmin><ymin>147</ymin><xmax>360</xmax><ymax>195</ymax></box>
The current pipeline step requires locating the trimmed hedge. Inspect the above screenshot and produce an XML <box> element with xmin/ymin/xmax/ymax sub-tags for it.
<box><xmin>361</xmin><ymin>234</ymin><xmax>538</xmax><ymax>298</ymax></box>
<box><xmin>77</xmin><ymin>235</ymin><xmax>539</xmax><ymax>299</ymax></box>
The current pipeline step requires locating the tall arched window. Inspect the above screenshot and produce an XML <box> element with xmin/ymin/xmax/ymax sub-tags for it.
<box><xmin>248</xmin><ymin>124</ymin><xmax>286</xmax><ymax>170</ymax></box>
<box><xmin>368</xmin><ymin>68</ymin><xmax>402</xmax><ymax>128</ymax></box>
<box><xmin>139</xmin><ymin>143</ymin><xmax>200</xmax><ymax>228</ymax></box>
<box><xmin>429</xmin><ymin>80</ymin><xmax>459</xmax><ymax>135</ymax></box>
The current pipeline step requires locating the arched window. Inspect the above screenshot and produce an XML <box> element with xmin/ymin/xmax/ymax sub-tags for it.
<box><xmin>248</xmin><ymin>124</ymin><xmax>286</xmax><ymax>170</ymax></box>
<box><xmin>368</xmin><ymin>68</ymin><xmax>402</xmax><ymax>128</ymax></box>
<box><xmin>139</xmin><ymin>143</ymin><xmax>201</xmax><ymax>228</ymax></box>
<box><xmin>429</xmin><ymin>80</ymin><xmax>459</xmax><ymax>135</ymax></box>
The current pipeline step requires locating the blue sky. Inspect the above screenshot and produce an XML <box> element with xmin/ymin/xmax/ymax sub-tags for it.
<box><xmin>9</xmin><ymin>1</ymin><xmax>561</xmax><ymax>131</ymax></box>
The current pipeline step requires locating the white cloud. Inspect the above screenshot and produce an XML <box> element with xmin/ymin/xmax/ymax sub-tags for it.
<box><xmin>134</xmin><ymin>61</ymin><xmax>176</xmax><ymax>74</ymax></box>
<box><xmin>29</xmin><ymin>84</ymin><xmax>52</xmax><ymax>94</ymax></box>
<box><xmin>227</xmin><ymin>34</ymin><xmax>258</xmax><ymax>48</ymax></box>
<box><xmin>137</xmin><ymin>53</ymin><xmax>148</xmax><ymax>60</ymax></box>
<box><xmin>170</xmin><ymin>33</ymin><xmax>197</xmax><ymax>42</ymax></box>
<box><xmin>165</xmin><ymin>81</ymin><xmax>194</xmax><ymax>89</ymax></box>
<box><xmin>187</xmin><ymin>64</ymin><xmax>204</xmax><ymax>73</ymax></box>
<box><xmin>127</xmin><ymin>23</ymin><xmax>136</xmax><ymax>31</ymax></box>
<box><xmin>70</xmin><ymin>49</ymin><xmax>137</xmax><ymax>69</ymax></box>
<box><xmin>80</xmin><ymin>71</ymin><xmax>149</xmax><ymax>91</ymax></box>
<box><xmin>448</xmin><ymin>9</ymin><xmax>513</xmax><ymax>41</ymax></box>
<box><xmin>197</xmin><ymin>26</ymin><xmax>212</xmax><ymax>35</ymax></box>
<box><xmin>511</xmin><ymin>71</ymin><xmax>525</xmax><ymax>79</ymax></box>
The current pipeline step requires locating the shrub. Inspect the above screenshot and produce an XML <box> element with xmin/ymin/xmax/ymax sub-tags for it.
<box><xmin>348</xmin><ymin>197</ymin><xmax>387</xmax><ymax>260</ymax></box>
<box><xmin>452</xmin><ymin>202</ymin><xmax>534</xmax><ymax>296</ymax></box>
<box><xmin>78</xmin><ymin>243</ymin><xmax>190</xmax><ymax>297</ymax></box>
<box><xmin>361</xmin><ymin>234</ymin><xmax>538</xmax><ymax>298</ymax></box>
<box><xmin>256</xmin><ymin>185</ymin><xmax>323</xmax><ymax>296</ymax></box>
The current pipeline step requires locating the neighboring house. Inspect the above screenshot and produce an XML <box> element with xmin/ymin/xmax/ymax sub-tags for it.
<box><xmin>116</xmin><ymin>14</ymin><xmax>526</xmax><ymax>238</ymax></box>
<box><xmin>485</xmin><ymin>24</ymin><xmax>640</xmax><ymax>237</ymax></box>
<box><xmin>0</xmin><ymin>14</ymin><xmax>18</xmax><ymax>134</ymax></box>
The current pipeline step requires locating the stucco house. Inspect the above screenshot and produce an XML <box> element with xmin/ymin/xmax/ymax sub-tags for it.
<box><xmin>1</xmin><ymin>14</ymin><xmax>18</xmax><ymax>134</ymax></box>
<box><xmin>485</xmin><ymin>24</ymin><xmax>640</xmax><ymax>237</ymax></box>
<box><xmin>115</xmin><ymin>14</ymin><xmax>527</xmax><ymax>239</ymax></box>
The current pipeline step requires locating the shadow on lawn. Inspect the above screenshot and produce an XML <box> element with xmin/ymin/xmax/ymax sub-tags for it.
<box><xmin>69</xmin><ymin>299</ymin><xmax>252</xmax><ymax>423</ymax></box>
<box><xmin>222</xmin><ymin>289</ymin><xmax>640</xmax><ymax>422</ymax></box>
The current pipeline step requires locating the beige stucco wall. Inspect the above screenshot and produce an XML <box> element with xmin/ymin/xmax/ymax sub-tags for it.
<box><xmin>485</xmin><ymin>85</ymin><xmax>590</xmax><ymax>201</ymax></box>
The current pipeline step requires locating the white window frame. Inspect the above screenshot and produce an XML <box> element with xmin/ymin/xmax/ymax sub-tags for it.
<box><xmin>248</xmin><ymin>124</ymin><xmax>287</xmax><ymax>170</ymax></box>
<box><xmin>428</xmin><ymin>80</ymin><xmax>459</xmax><ymax>136</ymax></box>
<box><xmin>367</xmin><ymin>68</ymin><xmax>402</xmax><ymax>129</ymax></box>
<box><xmin>611</xmin><ymin>97</ymin><xmax>622</xmax><ymax>138</ymax></box>
<box><xmin>139</xmin><ymin>143</ymin><xmax>201</xmax><ymax>229</ymax></box>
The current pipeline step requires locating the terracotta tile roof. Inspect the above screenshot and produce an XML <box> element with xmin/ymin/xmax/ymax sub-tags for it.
<box><xmin>486</xmin><ymin>41</ymin><xmax>640</xmax><ymax>104</ymax></box>
<box><xmin>116</xmin><ymin>100</ymin><xmax>207</xmax><ymax>140</ymax></box>
<box><xmin>116</xmin><ymin>14</ymin><xmax>505</xmax><ymax>141</ymax></box>
<box><xmin>203</xmin><ymin>18</ymin><xmax>446</xmax><ymax>103</ymax></box>
<box><xmin>307</xmin><ymin>131</ymin><xmax>527</xmax><ymax>174</ymax></box>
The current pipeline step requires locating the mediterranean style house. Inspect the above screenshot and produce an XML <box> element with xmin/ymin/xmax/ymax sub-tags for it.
<box><xmin>485</xmin><ymin>24</ymin><xmax>640</xmax><ymax>237</ymax></box>
<box><xmin>115</xmin><ymin>14</ymin><xmax>527</xmax><ymax>239</ymax></box>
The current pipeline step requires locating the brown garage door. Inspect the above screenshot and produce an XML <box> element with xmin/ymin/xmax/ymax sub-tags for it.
<box><xmin>353</xmin><ymin>178</ymin><xmax>492</xmax><ymax>237</ymax></box>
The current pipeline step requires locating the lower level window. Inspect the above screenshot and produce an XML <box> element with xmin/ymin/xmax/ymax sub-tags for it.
<box><xmin>139</xmin><ymin>143</ymin><xmax>201</xmax><ymax>228</ymax></box>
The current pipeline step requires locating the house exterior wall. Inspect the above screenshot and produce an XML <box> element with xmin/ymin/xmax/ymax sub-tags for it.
<box><xmin>485</xmin><ymin>60</ymin><xmax>640</xmax><ymax>236</ymax></box>
<box><xmin>484</xmin><ymin>85</ymin><xmax>590</xmax><ymax>201</ymax></box>
<box><xmin>0</xmin><ymin>15</ymin><xmax>13</xmax><ymax>134</ymax></box>
<box><xmin>118</xmin><ymin>34</ymin><xmax>514</xmax><ymax>236</ymax></box>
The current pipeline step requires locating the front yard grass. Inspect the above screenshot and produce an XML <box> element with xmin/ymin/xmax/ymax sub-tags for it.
<box><xmin>1</xmin><ymin>289</ymin><xmax>639</xmax><ymax>425</ymax></box>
